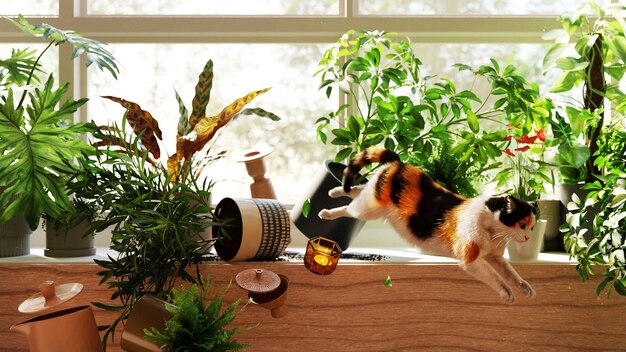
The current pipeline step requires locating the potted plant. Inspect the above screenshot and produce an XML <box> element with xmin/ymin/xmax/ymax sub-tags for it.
<box><xmin>493</xmin><ymin>127</ymin><xmax>553</xmax><ymax>261</ymax></box>
<box><xmin>143</xmin><ymin>276</ymin><xmax>247</xmax><ymax>352</ymax></box>
<box><xmin>89</xmin><ymin>59</ymin><xmax>279</xmax><ymax>349</ymax></box>
<box><xmin>0</xmin><ymin>16</ymin><xmax>118</xmax><ymax>257</ymax></box>
<box><xmin>295</xmin><ymin>30</ymin><xmax>550</xmax><ymax>249</ymax></box>
<box><xmin>543</xmin><ymin>1</ymin><xmax>626</xmax><ymax>232</ymax></box>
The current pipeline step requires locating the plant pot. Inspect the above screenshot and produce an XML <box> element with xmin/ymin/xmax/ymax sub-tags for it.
<box><xmin>213</xmin><ymin>198</ymin><xmax>291</xmax><ymax>261</ymax></box>
<box><xmin>44</xmin><ymin>219</ymin><xmax>95</xmax><ymax>257</ymax></box>
<box><xmin>560</xmin><ymin>183</ymin><xmax>598</xmax><ymax>242</ymax></box>
<box><xmin>290</xmin><ymin>160</ymin><xmax>366</xmax><ymax>251</ymax></box>
<box><xmin>121</xmin><ymin>295</ymin><xmax>174</xmax><ymax>352</ymax></box>
<box><xmin>537</xmin><ymin>199</ymin><xmax>561</xmax><ymax>252</ymax></box>
<box><xmin>0</xmin><ymin>215</ymin><xmax>32</xmax><ymax>257</ymax></box>
<box><xmin>507</xmin><ymin>219</ymin><xmax>547</xmax><ymax>262</ymax></box>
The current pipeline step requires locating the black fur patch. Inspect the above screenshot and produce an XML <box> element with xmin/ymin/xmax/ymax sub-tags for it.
<box><xmin>486</xmin><ymin>196</ymin><xmax>535</xmax><ymax>226</ymax></box>
<box><xmin>409</xmin><ymin>174</ymin><xmax>464</xmax><ymax>240</ymax></box>
<box><xmin>390</xmin><ymin>163</ymin><xmax>406</xmax><ymax>205</ymax></box>
<box><xmin>379</xmin><ymin>150</ymin><xmax>400</xmax><ymax>164</ymax></box>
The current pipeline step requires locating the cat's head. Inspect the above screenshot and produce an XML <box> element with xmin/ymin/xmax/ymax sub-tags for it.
<box><xmin>485</xmin><ymin>196</ymin><xmax>538</xmax><ymax>243</ymax></box>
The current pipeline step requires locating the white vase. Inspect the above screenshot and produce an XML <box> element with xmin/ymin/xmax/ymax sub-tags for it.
<box><xmin>507</xmin><ymin>219</ymin><xmax>547</xmax><ymax>262</ymax></box>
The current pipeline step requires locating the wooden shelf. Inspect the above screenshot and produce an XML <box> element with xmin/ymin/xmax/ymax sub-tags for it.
<box><xmin>1</xmin><ymin>261</ymin><xmax>623</xmax><ymax>352</ymax></box>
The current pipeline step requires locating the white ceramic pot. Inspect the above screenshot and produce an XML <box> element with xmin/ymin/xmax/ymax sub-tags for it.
<box><xmin>507</xmin><ymin>219</ymin><xmax>547</xmax><ymax>262</ymax></box>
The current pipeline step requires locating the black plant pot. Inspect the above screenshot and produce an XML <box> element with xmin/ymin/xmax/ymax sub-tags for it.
<box><xmin>290</xmin><ymin>160</ymin><xmax>365</xmax><ymax>251</ymax></box>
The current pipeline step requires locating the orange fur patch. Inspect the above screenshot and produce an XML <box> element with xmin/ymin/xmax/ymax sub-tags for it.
<box><xmin>464</xmin><ymin>241</ymin><xmax>480</xmax><ymax>263</ymax></box>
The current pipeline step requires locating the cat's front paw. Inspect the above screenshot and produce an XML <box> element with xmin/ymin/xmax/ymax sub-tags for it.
<box><xmin>328</xmin><ymin>187</ymin><xmax>345</xmax><ymax>198</ymax></box>
<box><xmin>519</xmin><ymin>280</ymin><xmax>536</xmax><ymax>298</ymax></box>
<box><xmin>499</xmin><ymin>284</ymin><xmax>515</xmax><ymax>304</ymax></box>
<box><xmin>318</xmin><ymin>209</ymin><xmax>332</xmax><ymax>220</ymax></box>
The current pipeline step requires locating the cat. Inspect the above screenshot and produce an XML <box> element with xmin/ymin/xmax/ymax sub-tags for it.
<box><xmin>318</xmin><ymin>147</ymin><xmax>538</xmax><ymax>303</ymax></box>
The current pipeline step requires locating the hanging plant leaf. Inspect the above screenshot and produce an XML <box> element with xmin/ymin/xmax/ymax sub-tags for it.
<box><xmin>174</xmin><ymin>89</ymin><xmax>191</xmax><ymax>137</ymax></box>
<box><xmin>102</xmin><ymin>96</ymin><xmax>163</xmax><ymax>159</ymax></box>
<box><xmin>190</xmin><ymin>60</ymin><xmax>214</xmax><ymax>128</ymax></box>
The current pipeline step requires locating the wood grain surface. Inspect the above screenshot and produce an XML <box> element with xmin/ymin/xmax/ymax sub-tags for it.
<box><xmin>0</xmin><ymin>262</ymin><xmax>624</xmax><ymax>352</ymax></box>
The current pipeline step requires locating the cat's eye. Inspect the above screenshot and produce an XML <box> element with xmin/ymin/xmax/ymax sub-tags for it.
<box><xmin>519</xmin><ymin>223</ymin><xmax>526</xmax><ymax>229</ymax></box>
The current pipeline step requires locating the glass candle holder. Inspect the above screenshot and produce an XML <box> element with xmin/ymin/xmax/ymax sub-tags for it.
<box><xmin>304</xmin><ymin>237</ymin><xmax>342</xmax><ymax>275</ymax></box>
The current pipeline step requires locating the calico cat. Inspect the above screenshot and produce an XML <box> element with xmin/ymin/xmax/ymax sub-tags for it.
<box><xmin>318</xmin><ymin>147</ymin><xmax>538</xmax><ymax>303</ymax></box>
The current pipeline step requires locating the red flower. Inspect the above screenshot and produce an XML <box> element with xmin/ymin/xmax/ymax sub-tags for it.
<box><xmin>515</xmin><ymin>135</ymin><xmax>537</xmax><ymax>144</ymax></box>
<box><xmin>504</xmin><ymin>135</ymin><xmax>513</xmax><ymax>141</ymax></box>
<box><xmin>514</xmin><ymin>145</ymin><xmax>531</xmax><ymax>153</ymax></box>
<box><xmin>502</xmin><ymin>148</ymin><xmax>515</xmax><ymax>157</ymax></box>
<box><xmin>536</xmin><ymin>128</ymin><xmax>546</xmax><ymax>142</ymax></box>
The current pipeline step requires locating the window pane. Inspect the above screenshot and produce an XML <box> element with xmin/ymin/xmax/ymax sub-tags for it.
<box><xmin>358</xmin><ymin>0</ymin><xmax>608</xmax><ymax>15</ymax></box>
<box><xmin>88</xmin><ymin>0</ymin><xmax>339</xmax><ymax>16</ymax></box>
<box><xmin>0</xmin><ymin>0</ymin><xmax>58</xmax><ymax>16</ymax></box>
<box><xmin>87</xmin><ymin>44</ymin><xmax>335</xmax><ymax>204</ymax></box>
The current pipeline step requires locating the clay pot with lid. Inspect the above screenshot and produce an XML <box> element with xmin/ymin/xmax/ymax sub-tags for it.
<box><xmin>235</xmin><ymin>268</ymin><xmax>289</xmax><ymax>318</ymax></box>
<box><xmin>10</xmin><ymin>281</ymin><xmax>103</xmax><ymax>352</ymax></box>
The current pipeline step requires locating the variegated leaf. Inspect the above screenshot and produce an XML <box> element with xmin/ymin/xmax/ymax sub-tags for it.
<box><xmin>239</xmin><ymin>107</ymin><xmax>281</xmax><ymax>121</ymax></box>
<box><xmin>167</xmin><ymin>154</ymin><xmax>180</xmax><ymax>183</ymax></box>
<box><xmin>174</xmin><ymin>89</ymin><xmax>191</xmax><ymax>137</ymax></box>
<box><xmin>190</xmin><ymin>60</ymin><xmax>214</xmax><ymax>128</ymax></box>
<box><xmin>102</xmin><ymin>96</ymin><xmax>162</xmax><ymax>159</ymax></box>
<box><xmin>176</xmin><ymin>87</ymin><xmax>271</xmax><ymax>160</ymax></box>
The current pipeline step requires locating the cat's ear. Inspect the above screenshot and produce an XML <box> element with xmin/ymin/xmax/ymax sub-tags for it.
<box><xmin>485</xmin><ymin>196</ymin><xmax>506</xmax><ymax>212</ymax></box>
<box><xmin>529</xmin><ymin>201</ymin><xmax>538</xmax><ymax>214</ymax></box>
<box><xmin>504</xmin><ymin>196</ymin><xmax>517</xmax><ymax>213</ymax></box>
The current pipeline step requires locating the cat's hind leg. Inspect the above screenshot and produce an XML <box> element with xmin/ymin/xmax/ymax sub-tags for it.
<box><xmin>461</xmin><ymin>258</ymin><xmax>515</xmax><ymax>303</ymax></box>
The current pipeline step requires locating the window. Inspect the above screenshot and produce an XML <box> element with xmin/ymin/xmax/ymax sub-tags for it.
<box><xmin>0</xmin><ymin>0</ymin><xmax>588</xmax><ymax>207</ymax></box>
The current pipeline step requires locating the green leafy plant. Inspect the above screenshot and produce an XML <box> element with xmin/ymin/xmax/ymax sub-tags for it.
<box><xmin>543</xmin><ymin>1</ymin><xmax>626</xmax><ymax>184</ymax></box>
<box><xmin>145</xmin><ymin>276</ymin><xmax>247</xmax><ymax>352</ymax></box>
<box><xmin>90</xmin><ymin>59</ymin><xmax>279</xmax><ymax>348</ymax></box>
<box><xmin>563</xmin><ymin>121</ymin><xmax>626</xmax><ymax>296</ymax></box>
<box><xmin>0</xmin><ymin>16</ymin><xmax>118</xmax><ymax>230</ymax></box>
<box><xmin>316</xmin><ymin>30</ymin><xmax>549</xmax><ymax>192</ymax></box>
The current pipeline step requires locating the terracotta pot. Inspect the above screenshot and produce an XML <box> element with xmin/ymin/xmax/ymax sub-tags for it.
<box><xmin>290</xmin><ymin>160</ymin><xmax>365</xmax><ymax>251</ymax></box>
<box><xmin>44</xmin><ymin>219</ymin><xmax>95</xmax><ymax>257</ymax></box>
<box><xmin>10</xmin><ymin>306</ymin><xmax>102</xmax><ymax>352</ymax></box>
<box><xmin>507</xmin><ymin>219</ymin><xmax>547</xmax><ymax>262</ymax></box>
<box><xmin>121</xmin><ymin>295</ymin><xmax>174</xmax><ymax>352</ymax></box>
<box><xmin>213</xmin><ymin>198</ymin><xmax>290</xmax><ymax>261</ymax></box>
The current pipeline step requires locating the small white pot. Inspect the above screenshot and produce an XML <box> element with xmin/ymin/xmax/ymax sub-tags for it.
<box><xmin>507</xmin><ymin>219</ymin><xmax>547</xmax><ymax>262</ymax></box>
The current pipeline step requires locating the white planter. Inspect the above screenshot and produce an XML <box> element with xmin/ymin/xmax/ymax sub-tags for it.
<box><xmin>507</xmin><ymin>219</ymin><xmax>547</xmax><ymax>262</ymax></box>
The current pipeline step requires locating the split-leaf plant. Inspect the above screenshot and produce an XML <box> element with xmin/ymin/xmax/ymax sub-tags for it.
<box><xmin>544</xmin><ymin>1</ymin><xmax>626</xmax><ymax>296</ymax></box>
<box><xmin>90</xmin><ymin>59</ymin><xmax>279</xmax><ymax>349</ymax></box>
<box><xmin>316</xmin><ymin>30</ymin><xmax>550</xmax><ymax>197</ymax></box>
<box><xmin>0</xmin><ymin>16</ymin><xmax>118</xmax><ymax>230</ymax></box>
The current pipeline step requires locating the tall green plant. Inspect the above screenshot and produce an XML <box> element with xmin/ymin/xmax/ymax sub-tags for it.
<box><xmin>0</xmin><ymin>16</ymin><xmax>118</xmax><ymax>230</ymax></box>
<box><xmin>316</xmin><ymin>30</ymin><xmax>550</xmax><ymax>193</ymax></box>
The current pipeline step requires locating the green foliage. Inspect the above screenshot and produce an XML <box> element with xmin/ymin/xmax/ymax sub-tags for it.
<box><xmin>543</xmin><ymin>1</ymin><xmax>626</xmax><ymax>184</ymax></box>
<box><xmin>563</xmin><ymin>122</ymin><xmax>626</xmax><ymax>297</ymax></box>
<box><xmin>316</xmin><ymin>30</ymin><xmax>549</xmax><ymax>191</ymax></box>
<box><xmin>144</xmin><ymin>276</ymin><xmax>247</xmax><ymax>352</ymax></box>
<box><xmin>89</xmin><ymin>124</ymin><xmax>217</xmax><ymax>348</ymax></box>
<box><xmin>0</xmin><ymin>16</ymin><xmax>118</xmax><ymax>230</ymax></box>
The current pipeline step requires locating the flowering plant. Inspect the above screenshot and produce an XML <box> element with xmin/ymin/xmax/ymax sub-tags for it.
<box><xmin>493</xmin><ymin>127</ymin><xmax>554</xmax><ymax>201</ymax></box>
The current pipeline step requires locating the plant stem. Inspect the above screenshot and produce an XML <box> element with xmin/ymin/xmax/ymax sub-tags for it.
<box><xmin>17</xmin><ymin>41</ymin><xmax>54</xmax><ymax>110</ymax></box>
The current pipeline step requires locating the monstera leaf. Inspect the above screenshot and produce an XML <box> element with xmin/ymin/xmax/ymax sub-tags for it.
<box><xmin>0</xmin><ymin>75</ymin><xmax>94</xmax><ymax>230</ymax></box>
<box><xmin>0</xmin><ymin>48</ymin><xmax>41</xmax><ymax>87</ymax></box>
<box><xmin>102</xmin><ymin>96</ymin><xmax>163</xmax><ymax>159</ymax></box>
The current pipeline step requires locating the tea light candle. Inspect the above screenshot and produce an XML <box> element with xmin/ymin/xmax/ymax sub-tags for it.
<box><xmin>304</xmin><ymin>237</ymin><xmax>342</xmax><ymax>275</ymax></box>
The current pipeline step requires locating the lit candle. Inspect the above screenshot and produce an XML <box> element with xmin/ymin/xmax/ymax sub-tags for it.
<box><xmin>313</xmin><ymin>254</ymin><xmax>330</xmax><ymax>266</ymax></box>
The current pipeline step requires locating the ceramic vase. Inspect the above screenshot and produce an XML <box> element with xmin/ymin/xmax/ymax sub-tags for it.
<box><xmin>537</xmin><ymin>199</ymin><xmax>561</xmax><ymax>252</ymax></box>
<box><xmin>290</xmin><ymin>160</ymin><xmax>365</xmax><ymax>251</ymax></box>
<box><xmin>507</xmin><ymin>219</ymin><xmax>547</xmax><ymax>262</ymax></box>
<box><xmin>0</xmin><ymin>215</ymin><xmax>31</xmax><ymax>257</ymax></box>
<box><xmin>213</xmin><ymin>198</ymin><xmax>291</xmax><ymax>261</ymax></box>
<box><xmin>44</xmin><ymin>219</ymin><xmax>96</xmax><ymax>257</ymax></box>
<box><xmin>235</xmin><ymin>146</ymin><xmax>276</xmax><ymax>199</ymax></box>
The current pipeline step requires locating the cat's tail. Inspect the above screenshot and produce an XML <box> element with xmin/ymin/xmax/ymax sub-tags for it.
<box><xmin>342</xmin><ymin>147</ymin><xmax>400</xmax><ymax>192</ymax></box>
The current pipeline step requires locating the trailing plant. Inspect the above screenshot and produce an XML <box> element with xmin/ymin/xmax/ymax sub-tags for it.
<box><xmin>563</xmin><ymin>121</ymin><xmax>626</xmax><ymax>297</ymax></box>
<box><xmin>0</xmin><ymin>16</ymin><xmax>118</xmax><ymax>230</ymax></box>
<box><xmin>90</xmin><ymin>59</ymin><xmax>279</xmax><ymax>348</ymax></box>
<box><xmin>543</xmin><ymin>1</ymin><xmax>626</xmax><ymax>184</ymax></box>
<box><xmin>144</xmin><ymin>275</ymin><xmax>247</xmax><ymax>352</ymax></box>
<box><xmin>315</xmin><ymin>30</ymin><xmax>550</xmax><ymax>191</ymax></box>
